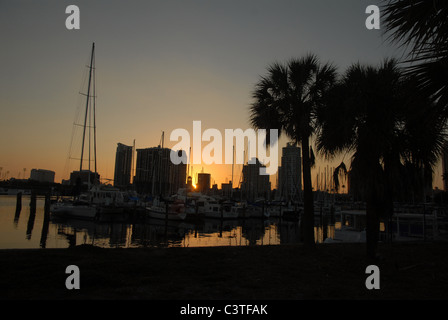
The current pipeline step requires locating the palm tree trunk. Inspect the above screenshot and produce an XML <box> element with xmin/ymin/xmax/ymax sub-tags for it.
<box><xmin>301</xmin><ymin>137</ymin><xmax>315</xmax><ymax>247</ymax></box>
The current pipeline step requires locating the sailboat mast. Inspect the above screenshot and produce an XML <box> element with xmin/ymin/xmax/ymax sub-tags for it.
<box><xmin>92</xmin><ymin>49</ymin><xmax>97</xmax><ymax>179</ymax></box>
<box><xmin>160</xmin><ymin>131</ymin><xmax>164</xmax><ymax>195</ymax></box>
<box><xmin>130</xmin><ymin>139</ymin><xmax>135</xmax><ymax>185</ymax></box>
<box><xmin>80</xmin><ymin>42</ymin><xmax>95</xmax><ymax>172</ymax></box>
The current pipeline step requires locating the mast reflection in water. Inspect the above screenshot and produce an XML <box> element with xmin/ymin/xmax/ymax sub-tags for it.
<box><xmin>0</xmin><ymin>195</ymin><xmax>334</xmax><ymax>249</ymax></box>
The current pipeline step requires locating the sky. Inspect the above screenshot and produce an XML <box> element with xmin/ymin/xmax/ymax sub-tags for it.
<box><xmin>0</xmin><ymin>0</ymin><xmax>444</xmax><ymax>189</ymax></box>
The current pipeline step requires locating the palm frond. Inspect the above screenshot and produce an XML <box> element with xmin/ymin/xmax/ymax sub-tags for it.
<box><xmin>405</xmin><ymin>56</ymin><xmax>448</xmax><ymax>112</ymax></box>
<box><xmin>382</xmin><ymin>0</ymin><xmax>448</xmax><ymax>58</ymax></box>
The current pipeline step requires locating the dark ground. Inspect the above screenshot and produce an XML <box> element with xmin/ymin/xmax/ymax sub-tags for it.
<box><xmin>0</xmin><ymin>242</ymin><xmax>447</xmax><ymax>300</ymax></box>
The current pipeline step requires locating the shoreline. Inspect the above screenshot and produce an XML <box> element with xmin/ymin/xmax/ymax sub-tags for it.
<box><xmin>1</xmin><ymin>242</ymin><xmax>448</xmax><ymax>300</ymax></box>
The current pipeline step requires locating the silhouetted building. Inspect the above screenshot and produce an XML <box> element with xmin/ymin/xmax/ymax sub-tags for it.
<box><xmin>134</xmin><ymin>147</ymin><xmax>186</xmax><ymax>195</ymax></box>
<box><xmin>242</xmin><ymin>158</ymin><xmax>271</xmax><ymax>201</ymax></box>
<box><xmin>30</xmin><ymin>169</ymin><xmax>55</xmax><ymax>183</ymax></box>
<box><xmin>171</xmin><ymin>155</ymin><xmax>187</xmax><ymax>194</ymax></box>
<box><xmin>197</xmin><ymin>173</ymin><xmax>211</xmax><ymax>193</ymax></box>
<box><xmin>211</xmin><ymin>183</ymin><xmax>218</xmax><ymax>195</ymax></box>
<box><xmin>278</xmin><ymin>142</ymin><xmax>302</xmax><ymax>201</ymax></box>
<box><xmin>221</xmin><ymin>182</ymin><xmax>232</xmax><ymax>198</ymax></box>
<box><xmin>69</xmin><ymin>170</ymin><xmax>100</xmax><ymax>186</ymax></box>
<box><xmin>113</xmin><ymin>142</ymin><xmax>134</xmax><ymax>189</ymax></box>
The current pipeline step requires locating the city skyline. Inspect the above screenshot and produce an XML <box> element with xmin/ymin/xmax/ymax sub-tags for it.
<box><xmin>1</xmin><ymin>0</ymin><xmax>444</xmax><ymax>189</ymax></box>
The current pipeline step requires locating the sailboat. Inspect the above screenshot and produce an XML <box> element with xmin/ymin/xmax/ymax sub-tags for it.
<box><xmin>146</xmin><ymin>197</ymin><xmax>187</xmax><ymax>221</ymax></box>
<box><xmin>52</xmin><ymin>43</ymin><xmax>116</xmax><ymax>220</ymax></box>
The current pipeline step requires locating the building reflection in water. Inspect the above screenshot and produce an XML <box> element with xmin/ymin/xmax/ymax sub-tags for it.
<box><xmin>0</xmin><ymin>195</ymin><xmax>339</xmax><ymax>249</ymax></box>
<box><xmin>4</xmin><ymin>195</ymin><xmax>443</xmax><ymax>249</ymax></box>
<box><xmin>49</xmin><ymin>217</ymin><xmax>315</xmax><ymax>249</ymax></box>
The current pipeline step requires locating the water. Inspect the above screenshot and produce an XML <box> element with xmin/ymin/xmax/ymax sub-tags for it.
<box><xmin>0</xmin><ymin>195</ymin><xmax>314</xmax><ymax>249</ymax></box>
<box><xmin>3</xmin><ymin>195</ymin><xmax>443</xmax><ymax>249</ymax></box>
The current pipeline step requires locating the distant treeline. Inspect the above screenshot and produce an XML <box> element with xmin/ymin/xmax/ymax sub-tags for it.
<box><xmin>0</xmin><ymin>179</ymin><xmax>74</xmax><ymax>196</ymax></box>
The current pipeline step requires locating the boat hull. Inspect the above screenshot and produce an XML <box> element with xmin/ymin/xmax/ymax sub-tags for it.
<box><xmin>51</xmin><ymin>203</ymin><xmax>97</xmax><ymax>220</ymax></box>
<box><xmin>98</xmin><ymin>206</ymin><xmax>124</xmax><ymax>214</ymax></box>
<box><xmin>146</xmin><ymin>207</ymin><xmax>187</xmax><ymax>221</ymax></box>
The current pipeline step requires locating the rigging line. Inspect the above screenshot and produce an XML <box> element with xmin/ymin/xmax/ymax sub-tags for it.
<box><xmin>73</xmin><ymin>123</ymin><xmax>96</xmax><ymax>128</ymax></box>
<box><xmin>64</xmin><ymin>107</ymin><xmax>83</xmax><ymax>178</ymax></box>
<box><xmin>69</xmin><ymin>157</ymin><xmax>96</xmax><ymax>162</ymax></box>
<box><xmin>79</xmin><ymin>92</ymin><xmax>97</xmax><ymax>97</ymax></box>
<box><xmin>64</xmin><ymin>66</ymin><xmax>88</xmax><ymax>177</ymax></box>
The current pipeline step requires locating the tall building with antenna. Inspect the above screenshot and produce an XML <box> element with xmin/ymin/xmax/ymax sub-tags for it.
<box><xmin>113</xmin><ymin>142</ymin><xmax>134</xmax><ymax>189</ymax></box>
<box><xmin>278</xmin><ymin>142</ymin><xmax>302</xmax><ymax>201</ymax></box>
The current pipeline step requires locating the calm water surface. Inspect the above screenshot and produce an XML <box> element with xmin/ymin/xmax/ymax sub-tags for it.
<box><xmin>1</xmin><ymin>195</ymin><xmax>332</xmax><ymax>249</ymax></box>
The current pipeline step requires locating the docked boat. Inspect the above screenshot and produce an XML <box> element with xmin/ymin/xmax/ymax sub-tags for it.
<box><xmin>88</xmin><ymin>184</ymin><xmax>125</xmax><ymax>214</ymax></box>
<box><xmin>146</xmin><ymin>206</ymin><xmax>187</xmax><ymax>221</ymax></box>
<box><xmin>196</xmin><ymin>196</ymin><xmax>239</xmax><ymax>219</ymax></box>
<box><xmin>146</xmin><ymin>198</ymin><xmax>187</xmax><ymax>221</ymax></box>
<box><xmin>51</xmin><ymin>200</ymin><xmax>98</xmax><ymax>220</ymax></box>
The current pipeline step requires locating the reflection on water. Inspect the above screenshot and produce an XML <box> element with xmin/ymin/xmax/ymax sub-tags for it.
<box><xmin>0</xmin><ymin>195</ymin><xmax>317</xmax><ymax>249</ymax></box>
<box><xmin>3</xmin><ymin>195</ymin><xmax>438</xmax><ymax>249</ymax></box>
<box><xmin>48</xmin><ymin>216</ymin><xmax>304</xmax><ymax>249</ymax></box>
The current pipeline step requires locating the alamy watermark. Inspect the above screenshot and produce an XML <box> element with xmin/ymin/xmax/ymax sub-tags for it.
<box><xmin>65</xmin><ymin>265</ymin><xmax>80</xmax><ymax>290</ymax></box>
<box><xmin>65</xmin><ymin>5</ymin><xmax>80</xmax><ymax>30</ymax></box>
<box><xmin>65</xmin><ymin>5</ymin><xmax>380</xmax><ymax>31</ymax></box>
<box><xmin>365</xmin><ymin>265</ymin><xmax>380</xmax><ymax>290</ymax></box>
<box><xmin>365</xmin><ymin>5</ymin><xmax>380</xmax><ymax>30</ymax></box>
<box><xmin>170</xmin><ymin>121</ymin><xmax>279</xmax><ymax>176</ymax></box>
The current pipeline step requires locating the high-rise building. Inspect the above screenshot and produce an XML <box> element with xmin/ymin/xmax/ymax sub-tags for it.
<box><xmin>113</xmin><ymin>142</ymin><xmax>134</xmax><ymax>189</ymax></box>
<box><xmin>134</xmin><ymin>147</ymin><xmax>186</xmax><ymax>195</ymax></box>
<box><xmin>242</xmin><ymin>158</ymin><xmax>271</xmax><ymax>201</ymax></box>
<box><xmin>221</xmin><ymin>182</ymin><xmax>233</xmax><ymax>198</ymax></box>
<box><xmin>197</xmin><ymin>173</ymin><xmax>211</xmax><ymax>193</ymax></box>
<box><xmin>278</xmin><ymin>142</ymin><xmax>302</xmax><ymax>201</ymax></box>
<box><xmin>171</xmin><ymin>153</ymin><xmax>187</xmax><ymax>194</ymax></box>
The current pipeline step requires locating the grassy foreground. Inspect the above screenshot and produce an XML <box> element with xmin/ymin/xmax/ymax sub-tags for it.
<box><xmin>0</xmin><ymin>242</ymin><xmax>447</xmax><ymax>300</ymax></box>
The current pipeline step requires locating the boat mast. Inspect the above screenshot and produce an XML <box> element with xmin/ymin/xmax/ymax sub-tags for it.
<box><xmin>160</xmin><ymin>131</ymin><xmax>164</xmax><ymax>196</ymax></box>
<box><xmin>92</xmin><ymin>48</ymin><xmax>97</xmax><ymax>179</ymax></box>
<box><xmin>80</xmin><ymin>42</ymin><xmax>95</xmax><ymax>173</ymax></box>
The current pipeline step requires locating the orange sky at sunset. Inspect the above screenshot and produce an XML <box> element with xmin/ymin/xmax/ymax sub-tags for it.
<box><xmin>1</xmin><ymin>1</ymin><xmax>444</xmax><ymax>191</ymax></box>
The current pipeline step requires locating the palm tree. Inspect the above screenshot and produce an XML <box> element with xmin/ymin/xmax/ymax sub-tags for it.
<box><xmin>382</xmin><ymin>0</ymin><xmax>448</xmax><ymax>113</ymax></box>
<box><xmin>316</xmin><ymin>59</ymin><xmax>446</xmax><ymax>258</ymax></box>
<box><xmin>316</xmin><ymin>59</ymin><xmax>401</xmax><ymax>258</ymax></box>
<box><xmin>250</xmin><ymin>54</ymin><xmax>337</xmax><ymax>247</ymax></box>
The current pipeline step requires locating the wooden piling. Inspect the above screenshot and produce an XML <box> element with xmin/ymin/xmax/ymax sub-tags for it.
<box><xmin>44</xmin><ymin>193</ymin><xmax>51</xmax><ymax>215</ymax></box>
<box><xmin>30</xmin><ymin>190</ymin><xmax>37</xmax><ymax>214</ymax></box>
<box><xmin>15</xmin><ymin>192</ymin><xmax>22</xmax><ymax>213</ymax></box>
<box><xmin>14</xmin><ymin>192</ymin><xmax>22</xmax><ymax>225</ymax></box>
<box><xmin>40</xmin><ymin>193</ymin><xmax>51</xmax><ymax>248</ymax></box>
